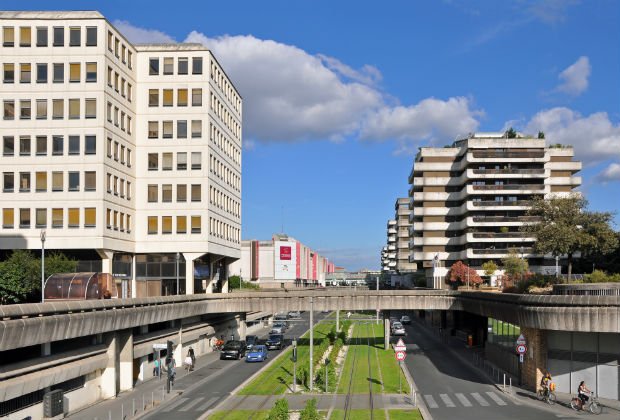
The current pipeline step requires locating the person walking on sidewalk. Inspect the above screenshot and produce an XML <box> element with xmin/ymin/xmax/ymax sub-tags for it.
<box><xmin>153</xmin><ymin>358</ymin><xmax>160</xmax><ymax>377</ymax></box>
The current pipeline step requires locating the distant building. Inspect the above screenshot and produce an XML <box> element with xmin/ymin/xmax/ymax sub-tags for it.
<box><xmin>380</xmin><ymin>219</ymin><xmax>397</xmax><ymax>272</ymax></box>
<box><xmin>229</xmin><ymin>234</ymin><xmax>335</xmax><ymax>288</ymax></box>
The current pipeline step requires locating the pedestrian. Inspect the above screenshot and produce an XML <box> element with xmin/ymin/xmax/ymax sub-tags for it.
<box><xmin>187</xmin><ymin>346</ymin><xmax>195</xmax><ymax>371</ymax></box>
<box><xmin>153</xmin><ymin>358</ymin><xmax>160</xmax><ymax>377</ymax></box>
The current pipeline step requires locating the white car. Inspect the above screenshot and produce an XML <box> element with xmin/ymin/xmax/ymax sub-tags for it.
<box><xmin>391</xmin><ymin>322</ymin><xmax>406</xmax><ymax>336</ymax></box>
<box><xmin>400</xmin><ymin>315</ymin><xmax>411</xmax><ymax>325</ymax></box>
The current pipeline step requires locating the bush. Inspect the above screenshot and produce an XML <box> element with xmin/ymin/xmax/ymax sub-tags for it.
<box><xmin>584</xmin><ymin>269</ymin><xmax>620</xmax><ymax>283</ymax></box>
<box><xmin>267</xmin><ymin>398</ymin><xmax>289</xmax><ymax>420</ymax></box>
<box><xmin>300</xmin><ymin>398</ymin><xmax>320</xmax><ymax>420</ymax></box>
<box><xmin>296</xmin><ymin>365</ymin><xmax>309</xmax><ymax>388</ymax></box>
<box><xmin>227</xmin><ymin>275</ymin><xmax>260</xmax><ymax>290</ymax></box>
<box><xmin>315</xmin><ymin>363</ymin><xmax>336</xmax><ymax>392</ymax></box>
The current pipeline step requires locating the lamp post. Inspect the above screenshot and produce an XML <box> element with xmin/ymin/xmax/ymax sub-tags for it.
<box><xmin>175</xmin><ymin>252</ymin><xmax>180</xmax><ymax>295</ymax></box>
<box><xmin>40</xmin><ymin>230</ymin><xmax>46</xmax><ymax>303</ymax></box>
<box><xmin>309</xmin><ymin>296</ymin><xmax>314</xmax><ymax>392</ymax></box>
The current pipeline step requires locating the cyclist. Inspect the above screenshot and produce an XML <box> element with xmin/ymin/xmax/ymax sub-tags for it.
<box><xmin>540</xmin><ymin>372</ymin><xmax>552</xmax><ymax>397</ymax></box>
<box><xmin>577</xmin><ymin>381</ymin><xmax>591</xmax><ymax>409</ymax></box>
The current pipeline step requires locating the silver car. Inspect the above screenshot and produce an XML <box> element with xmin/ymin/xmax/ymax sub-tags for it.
<box><xmin>392</xmin><ymin>322</ymin><xmax>406</xmax><ymax>336</ymax></box>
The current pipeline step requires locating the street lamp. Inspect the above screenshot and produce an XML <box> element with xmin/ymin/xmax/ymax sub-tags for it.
<box><xmin>175</xmin><ymin>252</ymin><xmax>180</xmax><ymax>295</ymax></box>
<box><xmin>309</xmin><ymin>296</ymin><xmax>314</xmax><ymax>392</ymax></box>
<box><xmin>40</xmin><ymin>230</ymin><xmax>46</xmax><ymax>303</ymax></box>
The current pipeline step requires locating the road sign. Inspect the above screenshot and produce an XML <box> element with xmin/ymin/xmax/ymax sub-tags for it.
<box><xmin>519</xmin><ymin>354</ymin><xmax>524</xmax><ymax>363</ymax></box>
<box><xmin>153</xmin><ymin>343</ymin><xmax>167</xmax><ymax>350</ymax></box>
<box><xmin>394</xmin><ymin>338</ymin><xmax>406</xmax><ymax>352</ymax></box>
<box><xmin>395</xmin><ymin>351</ymin><xmax>406</xmax><ymax>361</ymax></box>
<box><xmin>516</xmin><ymin>344</ymin><xmax>527</xmax><ymax>355</ymax></box>
<box><xmin>516</xmin><ymin>334</ymin><xmax>526</xmax><ymax>345</ymax></box>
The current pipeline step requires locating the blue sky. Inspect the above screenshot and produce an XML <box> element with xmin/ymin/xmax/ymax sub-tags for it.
<box><xmin>6</xmin><ymin>0</ymin><xmax>620</xmax><ymax>270</ymax></box>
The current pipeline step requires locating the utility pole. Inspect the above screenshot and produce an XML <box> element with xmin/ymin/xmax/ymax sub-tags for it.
<box><xmin>175</xmin><ymin>252</ymin><xmax>180</xmax><ymax>295</ymax></box>
<box><xmin>309</xmin><ymin>296</ymin><xmax>314</xmax><ymax>391</ymax></box>
<box><xmin>40</xmin><ymin>230</ymin><xmax>46</xmax><ymax>303</ymax></box>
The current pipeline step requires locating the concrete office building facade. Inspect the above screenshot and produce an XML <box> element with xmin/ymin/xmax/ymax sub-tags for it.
<box><xmin>0</xmin><ymin>11</ymin><xmax>241</xmax><ymax>296</ymax></box>
<box><xmin>408</xmin><ymin>132</ymin><xmax>581</xmax><ymax>285</ymax></box>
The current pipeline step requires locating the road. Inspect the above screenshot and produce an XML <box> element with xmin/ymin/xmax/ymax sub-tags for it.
<box><xmin>143</xmin><ymin>311</ymin><xmax>330</xmax><ymax>420</ymax></box>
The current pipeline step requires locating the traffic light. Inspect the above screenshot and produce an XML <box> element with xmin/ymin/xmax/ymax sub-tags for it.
<box><xmin>167</xmin><ymin>340</ymin><xmax>173</xmax><ymax>356</ymax></box>
<box><xmin>291</xmin><ymin>340</ymin><xmax>297</xmax><ymax>362</ymax></box>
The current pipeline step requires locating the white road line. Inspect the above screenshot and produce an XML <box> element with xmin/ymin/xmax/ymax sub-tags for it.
<box><xmin>455</xmin><ymin>393</ymin><xmax>472</xmax><ymax>407</ymax></box>
<box><xmin>162</xmin><ymin>397</ymin><xmax>189</xmax><ymax>412</ymax></box>
<box><xmin>439</xmin><ymin>394</ymin><xmax>456</xmax><ymax>407</ymax></box>
<box><xmin>179</xmin><ymin>396</ymin><xmax>204</xmax><ymax>411</ymax></box>
<box><xmin>470</xmin><ymin>392</ymin><xmax>490</xmax><ymax>406</ymax></box>
<box><xmin>197</xmin><ymin>397</ymin><xmax>219</xmax><ymax>411</ymax></box>
<box><xmin>424</xmin><ymin>394</ymin><xmax>439</xmax><ymax>408</ymax></box>
<box><xmin>486</xmin><ymin>391</ymin><xmax>507</xmax><ymax>406</ymax></box>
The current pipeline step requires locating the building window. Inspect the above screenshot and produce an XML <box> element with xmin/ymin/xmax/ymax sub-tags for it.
<box><xmin>113</xmin><ymin>141</ymin><xmax>119</xmax><ymax>160</ymax></box>
<box><xmin>35</xmin><ymin>171</ymin><xmax>46</xmax><ymax>192</ymax></box>
<box><xmin>191</xmin><ymin>216</ymin><xmax>201</xmax><ymax>233</ymax></box>
<box><xmin>68</xmin><ymin>98</ymin><xmax>80</xmax><ymax>119</ymax></box>
<box><xmin>178</xmin><ymin>57</ymin><xmax>188</xmax><ymax>75</ymax></box>
<box><xmin>162</xmin><ymin>216</ymin><xmax>172</xmax><ymax>234</ymax></box>
<box><xmin>19</xmin><ymin>136</ymin><xmax>31</xmax><ymax>155</ymax></box>
<box><xmin>149</xmin><ymin>58</ymin><xmax>159</xmax><ymax>75</ymax></box>
<box><xmin>120</xmin><ymin>145</ymin><xmax>125</xmax><ymax>163</ymax></box>
<box><xmin>162</xmin><ymin>153</ymin><xmax>173</xmax><ymax>170</ymax></box>
<box><xmin>85</xmin><ymin>98</ymin><xmax>96</xmax><ymax>119</ymax></box>
<box><xmin>86</xmin><ymin>62</ymin><xmax>97</xmax><ymax>82</ymax></box>
<box><xmin>148</xmin><ymin>121</ymin><xmax>158</xmax><ymax>138</ymax></box>
<box><xmin>127</xmin><ymin>116</ymin><xmax>132</xmax><ymax>134</ymax></box>
<box><xmin>177</xmin><ymin>216</ymin><xmax>187</xmax><ymax>233</ymax></box>
<box><xmin>177</xmin><ymin>152</ymin><xmax>187</xmax><ymax>170</ymax></box>
<box><xmin>86</xmin><ymin>27</ymin><xmax>97</xmax><ymax>46</ymax></box>
<box><xmin>20</xmin><ymin>100</ymin><xmax>31</xmax><ymax>119</ymax></box>
<box><xmin>84</xmin><ymin>171</ymin><xmax>96</xmax><ymax>191</ymax></box>
<box><xmin>106</xmin><ymin>208</ymin><xmax>111</xmax><ymax>228</ymax></box>
<box><xmin>35</xmin><ymin>208</ymin><xmax>46</xmax><ymax>228</ymax></box>
<box><xmin>106</xmin><ymin>137</ymin><xmax>112</xmax><ymax>157</ymax></box>
<box><xmin>84</xmin><ymin>208</ymin><xmax>96</xmax><ymax>227</ymax></box>
<box><xmin>177</xmin><ymin>120</ymin><xmax>187</xmax><ymax>139</ymax></box>
<box><xmin>52</xmin><ymin>171</ymin><xmax>63</xmax><ymax>191</ymax></box>
<box><xmin>114</xmin><ymin>37</ymin><xmax>119</xmax><ymax>57</ymax></box>
<box><xmin>148</xmin><ymin>153</ymin><xmax>158</xmax><ymax>170</ymax></box>
<box><xmin>177</xmin><ymin>184</ymin><xmax>187</xmax><ymax>202</ymax></box>
<box><xmin>3</xmin><ymin>27</ymin><xmax>15</xmax><ymax>47</ymax></box>
<box><xmin>177</xmin><ymin>89</ymin><xmax>188</xmax><ymax>107</ymax></box>
<box><xmin>68</xmin><ymin>135</ymin><xmax>80</xmax><ymax>155</ymax></box>
<box><xmin>191</xmin><ymin>152</ymin><xmax>202</xmax><ymax>169</ymax></box>
<box><xmin>107</xmin><ymin>31</ymin><xmax>113</xmax><ymax>51</ymax></box>
<box><xmin>191</xmin><ymin>184</ymin><xmax>201</xmax><ymax>202</ymax></box>
<box><xmin>69</xmin><ymin>62</ymin><xmax>80</xmax><ymax>82</ymax></box>
<box><xmin>192</xmin><ymin>89</ymin><xmax>202</xmax><ymax>106</ymax></box>
<box><xmin>36</xmin><ymin>63</ymin><xmax>47</xmax><ymax>83</ymax></box>
<box><xmin>19</xmin><ymin>27</ymin><xmax>31</xmax><ymax>47</ymax></box>
<box><xmin>53</xmin><ymin>27</ymin><xmax>64</xmax><ymax>46</ymax></box>
<box><xmin>127</xmin><ymin>51</ymin><xmax>132</xmax><ymax>69</ymax></box>
<box><xmin>52</xmin><ymin>208</ymin><xmax>63</xmax><ymax>228</ymax></box>
<box><xmin>20</xmin><ymin>208</ymin><xmax>31</xmax><ymax>228</ymax></box>
<box><xmin>162</xmin><ymin>121</ymin><xmax>173</xmax><ymax>138</ymax></box>
<box><xmin>36</xmin><ymin>27</ymin><xmax>48</xmax><ymax>47</ymax></box>
<box><xmin>19</xmin><ymin>172</ymin><xmax>30</xmax><ymax>192</ymax></box>
<box><xmin>67</xmin><ymin>208</ymin><xmax>79</xmax><ymax>228</ymax></box>
<box><xmin>106</xmin><ymin>173</ymin><xmax>111</xmax><ymax>193</ymax></box>
<box><xmin>3</xmin><ymin>172</ymin><xmax>14</xmax><ymax>192</ymax></box>
<box><xmin>191</xmin><ymin>120</ymin><xmax>202</xmax><ymax>138</ymax></box>
<box><xmin>148</xmin><ymin>216</ymin><xmax>158</xmax><ymax>234</ymax></box>
<box><xmin>3</xmin><ymin>63</ymin><xmax>14</xmax><ymax>83</ymax></box>
<box><xmin>192</xmin><ymin>57</ymin><xmax>202</xmax><ymax>74</ymax></box>
<box><xmin>114</xmin><ymin>72</ymin><xmax>119</xmax><ymax>91</ymax></box>
<box><xmin>148</xmin><ymin>184</ymin><xmax>158</xmax><ymax>202</ymax></box>
<box><xmin>119</xmin><ymin>212</ymin><xmax>125</xmax><ymax>231</ymax></box>
<box><xmin>53</xmin><ymin>63</ymin><xmax>64</xmax><ymax>82</ymax></box>
<box><xmin>85</xmin><ymin>135</ymin><xmax>96</xmax><ymax>154</ymax></box>
<box><xmin>36</xmin><ymin>136</ymin><xmax>47</xmax><ymax>155</ymax></box>
<box><xmin>69</xmin><ymin>27</ymin><xmax>80</xmax><ymax>46</ymax></box>
<box><xmin>52</xmin><ymin>99</ymin><xmax>63</xmax><ymax>119</ymax></box>
<box><xmin>149</xmin><ymin>89</ymin><xmax>159</xmax><ymax>106</ymax></box>
<box><xmin>162</xmin><ymin>89</ymin><xmax>173</xmax><ymax>107</ymax></box>
<box><xmin>3</xmin><ymin>100</ymin><xmax>15</xmax><ymax>120</ymax></box>
<box><xmin>127</xmin><ymin>181</ymin><xmax>131</xmax><ymax>199</ymax></box>
<box><xmin>162</xmin><ymin>184</ymin><xmax>172</xmax><ymax>202</ymax></box>
<box><xmin>68</xmin><ymin>171</ymin><xmax>80</xmax><ymax>191</ymax></box>
<box><xmin>113</xmin><ymin>176</ymin><xmax>118</xmax><ymax>195</ymax></box>
<box><xmin>2</xmin><ymin>208</ymin><xmax>14</xmax><ymax>228</ymax></box>
<box><xmin>20</xmin><ymin>63</ymin><xmax>31</xmax><ymax>83</ymax></box>
<box><xmin>126</xmin><ymin>214</ymin><xmax>131</xmax><ymax>232</ymax></box>
<box><xmin>36</xmin><ymin>99</ymin><xmax>47</xmax><ymax>119</ymax></box>
<box><xmin>121</xmin><ymin>45</ymin><xmax>126</xmax><ymax>63</ymax></box>
<box><xmin>163</xmin><ymin>57</ymin><xmax>173</xmax><ymax>75</ymax></box>
<box><xmin>127</xmin><ymin>83</ymin><xmax>132</xmax><ymax>101</ymax></box>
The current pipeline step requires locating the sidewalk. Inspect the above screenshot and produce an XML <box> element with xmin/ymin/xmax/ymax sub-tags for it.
<box><xmin>414</xmin><ymin>318</ymin><xmax>620</xmax><ymax>419</ymax></box>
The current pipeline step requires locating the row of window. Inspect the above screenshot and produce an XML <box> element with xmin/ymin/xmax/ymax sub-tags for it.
<box><xmin>149</xmin><ymin>56</ymin><xmax>203</xmax><ymax>76</ymax></box>
<box><xmin>148</xmin><ymin>120</ymin><xmax>203</xmax><ymax>139</ymax></box>
<box><xmin>148</xmin><ymin>88</ymin><xmax>203</xmax><ymax>107</ymax></box>
<box><xmin>106</xmin><ymin>67</ymin><xmax>133</xmax><ymax>102</ymax></box>
<box><xmin>210</xmin><ymin>92</ymin><xmax>240</xmax><ymax>140</ymax></box>
<box><xmin>3</xmin><ymin>62</ymin><xmax>97</xmax><ymax>84</ymax></box>
<box><xmin>210</xmin><ymin>60</ymin><xmax>241</xmax><ymax>113</ymax></box>
<box><xmin>107</xmin><ymin>30</ymin><xmax>133</xmax><ymax>70</ymax></box>
<box><xmin>209</xmin><ymin>185</ymin><xmax>240</xmax><ymax>218</ymax></box>
<box><xmin>147</xmin><ymin>184</ymin><xmax>201</xmax><ymax>203</ymax></box>
<box><xmin>2</xmin><ymin>171</ymin><xmax>96</xmax><ymax>193</ymax></box>
<box><xmin>210</xmin><ymin>122</ymin><xmax>241</xmax><ymax>165</ymax></box>
<box><xmin>105</xmin><ymin>102</ymin><xmax>133</xmax><ymax>134</ymax></box>
<box><xmin>148</xmin><ymin>152</ymin><xmax>202</xmax><ymax>171</ymax></box>
<box><xmin>2</xmin><ymin>207</ymin><xmax>97</xmax><ymax>229</ymax></box>
<box><xmin>210</xmin><ymin>154</ymin><xmax>241</xmax><ymax>191</ymax></box>
<box><xmin>106</xmin><ymin>138</ymin><xmax>132</xmax><ymax>168</ymax></box>
<box><xmin>2</xmin><ymin>26</ymin><xmax>97</xmax><ymax>48</ymax></box>
<box><xmin>106</xmin><ymin>208</ymin><xmax>132</xmax><ymax>233</ymax></box>
<box><xmin>106</xmin><ymin>173</ymin><xmax>132</xmax><ymax>200</ymax></box>
<box><xmin>209</xmin><ymin>217</ymin><xmax>240</xmax><ymax>243</ymax></box>
<box><xmin>3</xmin><ymin>98</ymin><xmax>97</xmax><ymax>120</ymax></box>
<box><xmin>3</xmin><ymin>134</ymin><xmax>96</xmax><ymax>157</ymax></box>
<box><xmin>148</xmin><ymin>215</ymin><xmax>201</xmax><ymax>235</ymax></box>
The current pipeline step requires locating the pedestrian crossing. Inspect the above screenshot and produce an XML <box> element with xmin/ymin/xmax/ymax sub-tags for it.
<box><xmin>424</xmin><ymin>391</ymin><xmax>515</xmax><ymax>409</ymax></box>
<box><xmin>162</xmin><ymin>396</ymin><xmax>219</xmax><ymax>412</ymax></box>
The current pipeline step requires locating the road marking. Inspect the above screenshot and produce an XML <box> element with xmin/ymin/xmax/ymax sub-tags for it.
<box><xmin>424</xmin><ymin>395</ymin><xmax>439</xmax><ymax>408</ymax></box>
<box><xmin>470</xmin><ymin>392</ymin><xmax>490</xmax><ymax>406</ymax></box>
<box><xmin>197</xmin><ymin>397</ymin><xmax>219</xmax><ymax>411</ymax></box>
<box><xmin>486</xmin><ymin>391</ymin><xmax>507</xmax><ymax>406</ymax></box>
<box><xmin>439</xmin><ymin>394</ymin><xmax>455</xmax><ymax>407</ymax></box>
<box><xmin>162</xmin><ymin>397</ymin><xmax>189</xmax><ymax>412</ymax></box>
<box><xmin>455</xmin><ymin>393</ymin><xmax>472</xmax><ymax>407</ymax></box>
<box><xmin>179</xmin><ymin>396</ymin><xmax>204</xmax><ymax>411</ymax></box>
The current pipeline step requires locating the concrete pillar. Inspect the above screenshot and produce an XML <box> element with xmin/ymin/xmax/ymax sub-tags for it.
<box><xmin>118</xmin><ymin>329</ymin><xmax>133</xmax><ymax>392</ymax></box>
<box><xmin>183</xmin><ymin>253</ymin><xmax>203</xmax><ymax>295</ymax></box>
<box><xmin>521</xmin><ymin>327</ymin><xmax>547</xmax><ymax>391</ymax></box>
<box><xmin>41</xmin><ymin>342</ymin><xmax>51</xmax><ymax>356</ymax></box>
<box><xmin>175</xmin><ymin>323</ymin><xmax>183</xmax><ymax>367</ymax></box>
<box><xmin>97</xmin><ymin>249</ymin><xmax>114</xmax><ymax>275</ymax></box>
<box><xmin>100</xmin><ymin>332</ymin><xmax>118</xmax><ymax>398</ymax></box>
<box><xmin>131</xmin><ymin>254</ymin><xmax>137</xmax><ymax>298</ymax></box>
<box><xmin>384</xmin><ymin>312</ymin><xmax>391</xmax><ymax>350</ymax></box>
<box><xmin>336</xmin><ymin>310</ymin><xmax>340</xmax><ymax>332</ymax></box>
<box><xmin>238</xmin><ymin>313</ymin><xmax>247</xmax><ymax>339</ymax></box>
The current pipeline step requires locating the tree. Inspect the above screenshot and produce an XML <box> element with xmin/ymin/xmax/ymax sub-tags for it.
<box><xmin>0</xmin><ymin>250</ymin><xmax>40</xmax><ymax>304</ymax></box>
<box><xmin>501</xmin><ymin>251</ymin><xmax>529</xmax><ymax>278</ymax></box>
<box><xmin>300</xmin><ymin>398</ymin><xmax>320</xmax><ymax>420</ymax></box>
<box><xmin>521</xmin><ymin>196</ymin><xmax>618</xmax><ymax>280</ymax></box>
<box><xmin>505</xmin><ymin>127</ymin><xmax>517</xmax><ymax>138</ymax></box>
<box><xmin>267</xmin><ymin>398</ymin><xmax>289</xmax><ymax>420</ymax></box>
<box><xmin>482</xmin><ymin>260</ymin><xmax>498</xmax><ymax>278</ymax></box>
<box><xmin>45</xmin><ymin>252</ymin><xmax>78</xmax><ymax>278</ymax></box>
<box><xmin>537</xmin><ymin>131</ymin><xmax>545</xmax><ymax>139</ymax></box>
<box><xmin>446</xmin><ymin>261</ymin><xmax>482</xmax><ymax>289</ymax></box>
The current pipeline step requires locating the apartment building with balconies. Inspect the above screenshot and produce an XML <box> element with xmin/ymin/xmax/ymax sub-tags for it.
<box><xmin>394</xmin><ymin>197</ymin><xmax>416</xmax><ymax>272</ymax></box>
<box><xmin>0</xmin><ymin>11</ymin><xmax>241</xmax><ymax>297</ymax></box>
<box><xmin>408</xmin><ymin>132</ymin><xmax>581</xmax><ymax>283</ymax></box>
<box><xmin>381</xmin><ymin>219</ymin><xmax>397</xmax><ymax>271</ymax></box>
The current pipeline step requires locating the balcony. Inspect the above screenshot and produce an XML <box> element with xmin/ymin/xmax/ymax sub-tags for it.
<box><xmin>472</xmin><ymin>184</ymin><xmax>545</xmax><ymax>191</ymax></box>
<box><xmin>472</xmin><ymin>216</ymin><xmax>541</xmax><ymax>223</ymax></box>
<box><xmin>472</xmin><ymin>200</ymin><xmax>532</xmax><ymax>207</ymax></box>
<box><xmin>471</xmin><ymin>247</ymin><xmax>534</xmax><ymax>255</ymax></box>
<box><xmin>471</xmin><ymin>168</ymin><xmax>545</xmax><ymax>175</ymax></box>
<box><xmin>471</xmin><ymin>232</ymin><xmax>528</xmax><ymax>239</ymax></box>
<box><xmin>472</xmin><ymin>151</ymin><xmax>545</xmax><ymax>159</ymax></box>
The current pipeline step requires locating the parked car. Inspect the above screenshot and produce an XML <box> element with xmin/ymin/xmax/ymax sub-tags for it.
<box><xmin>391</xmin><ymin>322</ymin><xmax>406</xmax><ymax>336</ymax></box>
<box><xmin>274</xmin><ymin>313</ymin><xmax>288</xmax><ymax>321</ymax></box>
<box><xmin>220</xmin><ymin>340</ymin><xmax>247</xmax><ymax>360</ymax></box>
<box><xmin>400</xmin><ymin>315</ymin><xmax>411</xmax><ymax>325</ymax></box>
<box><xmin>246</xmin><ymin>335</ymin><xmax>259</xmax><ymax>350</ymax></box>
<box><xmin>288</xmin><ymin>311</ymin><xmax>301</xmax><ymax>319</ymax></box>
<box><xmin>265</xmin><ymin>334</ymin><xmax>284</xmax><ymax>350</ymax></box>
<box><xmin>245</xmin><ymin>345</ymin><xmax>269</xmax><ymax>362</ymax></box>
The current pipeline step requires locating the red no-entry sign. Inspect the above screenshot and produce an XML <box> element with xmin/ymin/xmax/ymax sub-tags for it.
<box><xmin>395</xmin><ymin>351</ymin><xmax>406</xmax><ymax>361</ymax></box>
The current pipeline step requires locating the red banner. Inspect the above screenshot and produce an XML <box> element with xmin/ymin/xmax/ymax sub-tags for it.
<box><xmin>280</xmin><ymin>246</ymin><xmax>292</xmax><ymax>260</ymax></box>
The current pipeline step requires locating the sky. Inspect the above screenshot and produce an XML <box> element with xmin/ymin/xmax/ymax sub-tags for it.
<box><xmin>5</xmin><ymin>0</ymin><xmax>619</xmax><ymax>270</ymax></box>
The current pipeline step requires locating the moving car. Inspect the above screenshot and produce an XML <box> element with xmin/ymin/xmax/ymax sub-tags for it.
<box><xmin>391</xmin><ymin>322</ymin><xmax>406</xmax><ymax>336</ymax></box>
<box><xmin>245</xmin><ymin>345</ymin><xmax>268</xmax><ymax>363</ymax></box>
<box><xmin>266</xmin><ymin>334</ymin><xmax>284</xmax><ymax>350</ymax></box>
<box><xmin>400</xmin><ymin>315</ymin><xmax>411</xmax><ymax>325</ymax></box>
<box><xmin>220</xmin><ymin>340</ymin><xmax>247</xmax><ymax>360</ymax></box>
<box><xmin>246</xmin><ymin>335</ymin><xmax>259</xmax><ymax>350</ymax></box>
<box><xmin>288</xmin><ymin>311</ymin><xmax>301</xmax><ymax>319</ymax></box>
<box><xmin>272</xmin><ymin>322</ymin><xmax>287</xmax><ymax>333</ymax></box>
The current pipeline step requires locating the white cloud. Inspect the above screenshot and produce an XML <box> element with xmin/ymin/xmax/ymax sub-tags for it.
<box><xmin>524</xmin><ymin>107</ymin><xmax>620</xmax><ymax>167</ymax></box>
<box><xmin>556</xmin><ymin>56</ymin><xmax>591</xmax><ymax>96</ymax></box>
<box><xmin>597</xmin><ymin>163</ymin><xmax>620</xmax><ymax>183</ymax></box>
<box><xmin>524</xmin><ymin>0</ymin><xmax>580</xmax><ymax>24</ymax></box>
<box><xmin>112</xmin><ymin>20</ymin><xmax>175</xmax><ymax>44</ymax></box>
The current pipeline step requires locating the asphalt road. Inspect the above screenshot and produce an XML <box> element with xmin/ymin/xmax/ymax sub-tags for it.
<box><xmin>143</xmin><ymin>311</ymin><xmax>331</xmax><ymax>420</ymax></box>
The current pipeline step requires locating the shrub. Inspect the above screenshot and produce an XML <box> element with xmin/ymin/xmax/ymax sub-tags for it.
<box><xmin>267</xmin><ymin>398</ymin><xmax>289</xmax><ymax>420</ymax></box>
<box><xmin>584</xmin><ymin>269</ymin><xmax>620</xmax><ymax>283</ymax></box>
<box><xmin>300</xmin><ymin>398</ymin><xmax>320</xmax><ymax>420</ymax></box>
<box><xmin>315</xmin><ymin>363</ymin><xmax>336</xmax><ymax>392</ymax></box>
<box><xmin>296</xmin><ymin>365</ymin><xmax>309</xmax><ymax>388</ymax></box>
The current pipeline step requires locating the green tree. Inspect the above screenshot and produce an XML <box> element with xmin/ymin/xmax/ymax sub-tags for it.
<box><xmin>482</xmin><ymin>260</ymin><xmax>498</xmax><ymax>278</ymax></box>
<box><xmin>266</xmin><ymin>398</ymin><xmax>289</xmax><ymax>420</ymax></box>
<box><xmin>0</xmin><ymin>250</ymin><xmax>40</xmax><ymax>304</ymax></box>
<box><xmin>521</xmin><ymin>196</ymin><xmax>618</xmax><ymax>280</ymax></box>
<box><xmin>501</xmin><ymin>251</ymin><xmax>529</xmax><ymax>279</ymax></box>
<box><xmin>300</xmin><ymin>398</ymin><xmax>320</xmax><ymax>420</ymax></box>
<box><xmin>505</xmin><ymin>127</ymin><xmax>517</xmax><ymax>138</ymax></box>
<box><xmin>45</xmin><ymin>252</ymin><xmax>78</xmax><ymax>278</ymax></box>
<box><xmin>227</xmin><ymin>275</ymin><xmax>259</xmax><ymax>291</ymax></box>
<box><xmin>537</xmin><ymin>131</ymin><xmax>545</xmax><ymax>139</ymax></box>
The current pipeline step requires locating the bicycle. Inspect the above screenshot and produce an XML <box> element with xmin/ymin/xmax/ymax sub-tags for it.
<box><xmin>570</xmin><ymin>392</ymin><xmax>602</xmax><ymax>414</ymax></box>
<box><xmin>536</xmin><ymin>388</ymin><xmax>556</xmax><ymax>405</ymax></box>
